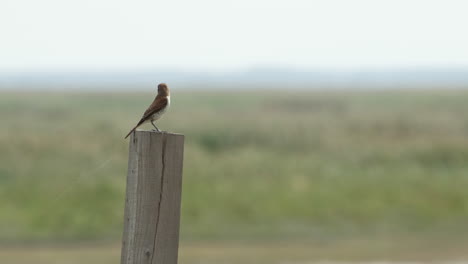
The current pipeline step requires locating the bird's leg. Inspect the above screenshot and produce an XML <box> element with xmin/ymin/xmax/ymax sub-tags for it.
<box><xmin>151</xmin><ymin>120</ymin><xmax>160</xmax><ymax>132</ymax></box>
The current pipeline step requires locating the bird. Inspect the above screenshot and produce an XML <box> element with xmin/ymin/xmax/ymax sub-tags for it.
<box><xmin>125</xmin><ymin>83</ymin><xmax>170</xmax><ymax>139</ymax></box>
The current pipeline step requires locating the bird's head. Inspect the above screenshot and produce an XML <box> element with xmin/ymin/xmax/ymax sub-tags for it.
<box><xmin>157</xmin><ymin>83</ymin><xmax>170</xmax><ymax>96</ymax></box>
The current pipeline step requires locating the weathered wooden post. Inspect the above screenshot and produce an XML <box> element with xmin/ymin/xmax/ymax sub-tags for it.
<box><xmin>121</xmin><ymin>131</ymin><xmax>184</xmax><ymax>264</ymax></box>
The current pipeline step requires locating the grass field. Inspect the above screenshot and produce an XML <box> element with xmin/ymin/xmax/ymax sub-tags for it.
<box><xmin>3</xmin><ymin>238</ymin><xmax>468</xmax><ymax>264</ymax></box>
<box><xmin>1</xmin><ymin>87</ymin><xmax>468</xmax><ymax>260</ymax></box>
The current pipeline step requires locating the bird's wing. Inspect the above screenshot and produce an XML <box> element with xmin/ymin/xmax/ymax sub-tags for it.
<box><xmin>124</xmin><ymin>97</ymin><xmax>168</xmax><ymax>139</ymax></box>
<box><xmin>139</xmin><ymin>96</ymin><xmax>168</xmax><ymax>123</ymax></box>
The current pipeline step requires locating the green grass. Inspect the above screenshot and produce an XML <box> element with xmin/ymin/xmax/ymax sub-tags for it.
<box><xmin>1</xmin><ymin>88</ymin><xmax>468</xmax><ymax>244</ymax></box>
<box><xmin>3</xmin><ymin>238</ymin><xmax>468</xmax><ymax>264</ymax></box>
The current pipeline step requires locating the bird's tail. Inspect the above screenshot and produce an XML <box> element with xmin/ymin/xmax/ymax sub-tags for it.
<box><xmin>124</xmin><ymin>123</ymin><xmax>141</xmax><ymax>139</ymax></box>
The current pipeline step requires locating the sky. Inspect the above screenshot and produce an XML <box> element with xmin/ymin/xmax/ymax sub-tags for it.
<box><xmin>1</xmin><ymin>0</ymin><xmax>468</xmax><ymax>72</ymax></box>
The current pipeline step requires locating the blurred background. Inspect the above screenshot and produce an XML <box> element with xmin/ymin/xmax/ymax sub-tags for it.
<box><xmin>1</xmin><ymin>0</ymin><xmax>468</xmax><ymax>263</ymax></box>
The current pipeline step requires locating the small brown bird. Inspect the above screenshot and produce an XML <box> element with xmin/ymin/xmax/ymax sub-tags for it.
<box><xmin>124</xmin><ymin>83</ymin><xmax>170</xmax><ymax>139</ymax></box>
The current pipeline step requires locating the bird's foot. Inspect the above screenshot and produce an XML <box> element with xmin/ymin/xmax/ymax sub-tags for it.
<box><xmin>150</xmin><ymin>121</ymin><xmax>161</xmax><ymax>132</ymax></box>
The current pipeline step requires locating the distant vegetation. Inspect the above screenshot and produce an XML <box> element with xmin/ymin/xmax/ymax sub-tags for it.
<box><xmin>1</xmin><ymin>88</ymin><xmax>468</xmax><ymax>242</ymax></box>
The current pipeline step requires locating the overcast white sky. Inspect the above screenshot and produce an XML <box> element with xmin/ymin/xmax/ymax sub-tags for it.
<box><xmin>1</xmin><ymin>0</ymin><xmax>468</xmax><ymax>72</ymax></box>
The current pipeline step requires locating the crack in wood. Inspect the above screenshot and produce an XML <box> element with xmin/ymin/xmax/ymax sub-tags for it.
<box><xmin>150</xmin><ymin>133</ymin><xmax>167</xmax><ymax>264</ymax></box>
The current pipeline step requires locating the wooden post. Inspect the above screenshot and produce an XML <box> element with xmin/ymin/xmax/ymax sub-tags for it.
<box><xmin>121</xmin><ymin>131</ymin><xmax>184</xmax><ymax>264</ymax></box>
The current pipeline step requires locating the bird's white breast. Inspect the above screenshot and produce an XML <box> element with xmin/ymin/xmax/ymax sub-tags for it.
<box><xmin>151</xmin><ymin>96</ymin><xmax>170</xmax><ymax>121</ymax></box>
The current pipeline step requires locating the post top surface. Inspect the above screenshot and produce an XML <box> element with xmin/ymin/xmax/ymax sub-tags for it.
<box><xmin>134</xmin><ymin>130</ymin><xmax>184</xmax><ymax>137</ymax></box>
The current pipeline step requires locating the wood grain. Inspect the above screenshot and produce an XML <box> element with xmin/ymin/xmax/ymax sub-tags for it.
<box><xmin>121</xmin><ymin>131</ymin><xmax>184</xmax><ymax>264</ymax></box>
